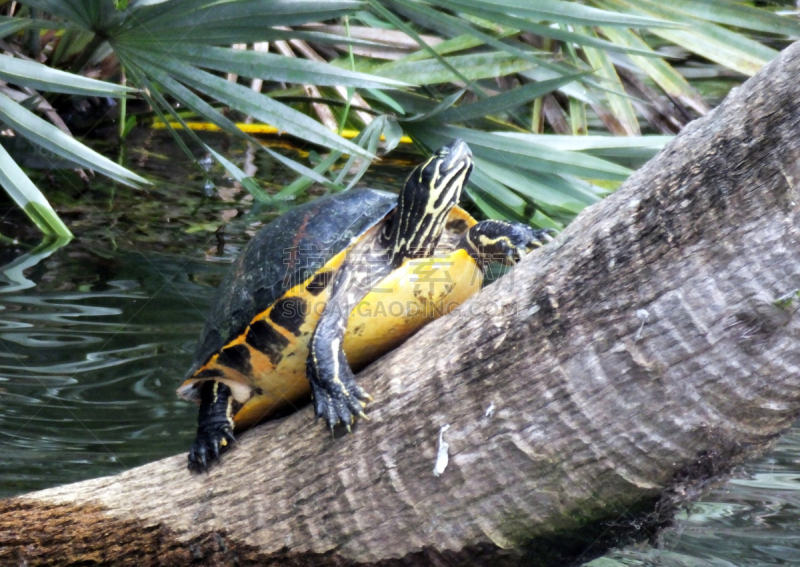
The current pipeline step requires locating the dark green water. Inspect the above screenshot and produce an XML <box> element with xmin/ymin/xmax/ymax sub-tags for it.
<box><xmin>2</xmin><ymin>130</ymin><xmax>800</xmax><ymax>566</ymax></box>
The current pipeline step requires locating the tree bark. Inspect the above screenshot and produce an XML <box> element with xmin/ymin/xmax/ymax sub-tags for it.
<box><xmin>5</xmin><ymin>41</ymin><xmax>800</xmax><ymax>567</ymax></box>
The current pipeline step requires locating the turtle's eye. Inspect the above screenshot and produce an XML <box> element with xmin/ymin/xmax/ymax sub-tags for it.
<box><xmin>436</xmin><ymin>139</ymin><xmax>471</xmax><ymax>176</ymax></box>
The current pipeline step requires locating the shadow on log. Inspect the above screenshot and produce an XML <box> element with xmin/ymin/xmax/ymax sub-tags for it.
<box><xmin>4</xmin><ymin>41</ymin><xmax>800</xmax><ymax>567</ymax></box>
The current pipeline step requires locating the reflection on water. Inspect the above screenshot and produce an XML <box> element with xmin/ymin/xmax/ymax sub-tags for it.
<box><xmin>0</xmin><ymin>238</ymin><xmax>69</xmax><ymax>293</ymax></box>
<box><xmin>2</xmin><ymin>130</ymin><xmax>800</xmax><ymax>566</ymax></box>
<box><xmin>592</xmin><ymin>426</ymin><xmax>800</xmax><ymax>566</ymax></box>
<box><xmin>0</xmin><ymin>244</ymin><xmax>223</xmax><ymax>497</ymax></box>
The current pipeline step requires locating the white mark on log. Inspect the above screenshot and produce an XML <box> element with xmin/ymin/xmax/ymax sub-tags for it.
<box><xmin>485</xmin><ymin>403</ymin><xmax>495</xmax><ymax>419</ymax></box>
<box><xmin>433</xmin><ymin>424</ymin><xmax>451</xmax><ymax>477</ymax></box>
<box><xmin>524</xmin><ymin>304</ymin><xmax>540</xmax><ymax>318</ymax></box>
<box><xmin>635</xmin><ymin>309</ymin><xmax>649</xmax><ymax>341</ymax></box>
<box><xmin>778</xmin><ymin>162</ymin><xmax>797</xmax><ymax>191</ymax></box>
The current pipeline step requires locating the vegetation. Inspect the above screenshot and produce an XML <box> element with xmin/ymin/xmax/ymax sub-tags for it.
<box><xmin>0</xmin><ymin>0</ymin><xmax>798</xmax><ymax>237</ymax></box>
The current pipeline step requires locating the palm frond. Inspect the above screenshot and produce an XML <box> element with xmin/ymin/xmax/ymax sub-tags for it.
<box><xmin>5</xmin><ymin>0</ymin><xmax>798</xmax><ymax>235</ymax></box>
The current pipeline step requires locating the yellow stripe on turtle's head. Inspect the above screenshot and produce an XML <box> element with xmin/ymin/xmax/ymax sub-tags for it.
<box><xmin>386</xmin><ymin>139</ymin><xmax>473</xmax><ymax>266</ymax></box>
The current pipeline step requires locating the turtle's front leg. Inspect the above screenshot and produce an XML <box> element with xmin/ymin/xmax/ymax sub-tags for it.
<box><xmin>307</xmin><ymin>315</ymin><xmax>370</xmax><ymax>430</ymax></box>
<box><xmin>459</xmin><ymin>220</ymin><xmax>554</xmax><ymax>266</ymax></box>
<box><xmin>188</xmin><ymin>380</ymin><xmax>237</xmax><ymax>472</ymax></box>
<box><xmin>306</xmin><ymin>264</ymin><xmax>377</xmax><ymax>430</ymax></box>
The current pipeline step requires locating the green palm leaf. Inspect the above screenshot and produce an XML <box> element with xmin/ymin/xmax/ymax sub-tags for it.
<box><xmin>0</xmin><ymin>92</ymin><xmax>147</xmax><ymax>186</ymax></box>
<box><xmin>163</xmin><ymin>44</ymin><xmax>404</xmax><ymax>89</ymax></box>
<box><xmin>0</xmin><ymin>54</ymin><xmax>135</xmax><ymax>96</ymax></box>
<box><xmin>0</xmin><ymin>142</ymin><xmax>72</xmax><ymax>238</ymax></box>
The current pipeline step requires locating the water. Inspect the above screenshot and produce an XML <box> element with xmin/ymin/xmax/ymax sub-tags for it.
<box><xmin>0</xmin><ymin>130</ymin><xmax>258</xmax><ymax>495</ymax></box>
<box><xmin>590</xmin><ymin>426</ymin><xmax>800</xmax><ymax>566</ymax></box>
<box><xmin>0</xmin><ymin>249</ymin><xmax>209</xmax><ymax>495</ymax></box>
<box><xmin>2</xmin><ymin>130</ymin><xmax>800</xmax><ymax>565</ymax></box>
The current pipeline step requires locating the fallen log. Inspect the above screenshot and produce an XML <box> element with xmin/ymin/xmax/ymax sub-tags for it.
<box><xmin>4</xmin><ymin>40</ymin><xmax>800</xmax><ymax>567</ymax></box>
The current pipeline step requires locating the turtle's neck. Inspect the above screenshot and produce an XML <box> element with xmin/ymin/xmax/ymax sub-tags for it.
<box><xmin>381</xmin><ymin>140</ymin><xmax>473</xmax><ymax>267</ymax></box>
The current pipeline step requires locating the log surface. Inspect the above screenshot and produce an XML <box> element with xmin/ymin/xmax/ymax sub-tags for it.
<box><xmin>4</xmin><ymin>41</ymin><xmax>800</xmax><ymax>567</ymax></box>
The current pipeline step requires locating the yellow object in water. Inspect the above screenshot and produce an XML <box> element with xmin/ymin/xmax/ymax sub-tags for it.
<box><xmin>151</xmin><ymin>120</ymin><xmax>413</xmax><ymax>144</ymax></box>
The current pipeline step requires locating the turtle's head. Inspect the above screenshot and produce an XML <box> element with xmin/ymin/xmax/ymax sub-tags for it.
<box><xmin>416</xmin><ymin>139</ymin><xmax>473</xmax><ymax>196</ymax></box>
<box><xmin>385</xmin><ymin>139</ymin><xmax>473</xmax><ymax>265</ymax></box>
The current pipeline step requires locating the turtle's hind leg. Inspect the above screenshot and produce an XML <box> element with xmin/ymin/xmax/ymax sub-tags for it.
<box><xmin>459</xmin><ymin>220</ymin><xmax>554</xmax><ymax>266</ymax></box>
<box><xmin>188</xmin><ymin>380</ymin><xmax>237</xmax><ymax>472</ymax></box>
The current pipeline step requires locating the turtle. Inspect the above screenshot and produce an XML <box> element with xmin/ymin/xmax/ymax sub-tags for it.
<box><xmin>178</xmin><ymin>139</ymin><xmax>553</xmax><ymax>471</ymax></box>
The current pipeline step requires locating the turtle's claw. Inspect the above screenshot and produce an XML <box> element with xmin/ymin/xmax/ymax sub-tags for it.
<box><xmin>188</xmin><ymin>424</ymin><xmax>235</xmax><ymax>473</ymax></box>
<box><xmin>223</xmin><ymin>428</ymin><xmax>236</xmax><ymax>446</ymax></box>
<box><xmin>192</xmin><ymin>445</ymin><xmax>207</xmax><ymax>472</ymax></box>
<box><xmin>526</xmin><ymin>228</ymin><xmax>556</xmax><ymax>250</ymax></box>
<box><xmin>188</xmin><ymin>381</ymin><xmax>236</xmax><ymax>473</ymax></box>
<box><xmin>308</xmin><ymin>359</ymin><xmax>370</xmax><ymax>433</ymax></box>
<box><xmin>306</xmin><ymin>292</ymin><xmax>371</xmax><ymax>432</ymax></box>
